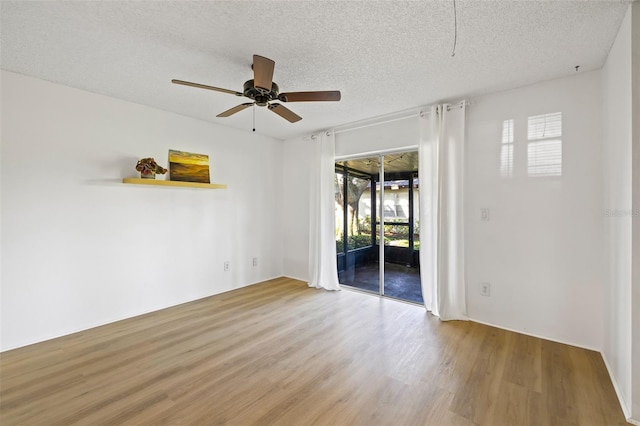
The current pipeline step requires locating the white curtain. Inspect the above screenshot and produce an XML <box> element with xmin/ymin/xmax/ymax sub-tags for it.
<box><xmin>308</xmin><ymin>131</ymin><xmax>341</xmax><ymax>291</ymax></box>
<box><xmin>419</xmin><ymin>103</ymin><xmax>467</xmax><ymax>320</ymax></box>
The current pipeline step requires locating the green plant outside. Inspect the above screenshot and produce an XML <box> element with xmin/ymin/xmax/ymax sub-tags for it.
<box><xmin>336</xmin><ymin>234</ymin><xmax>373</xmax><ymax>253</ymax></box>
<box><xmin>336</xmin><ymin>233</ymin><xmax>420</xmax><ymax>253</ymax></box>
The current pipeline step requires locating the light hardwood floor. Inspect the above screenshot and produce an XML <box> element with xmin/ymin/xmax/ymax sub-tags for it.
<box><xmin>0</xmin><ymin>277</ymin><xmax>627</xmax><ymax>425</ymax></box>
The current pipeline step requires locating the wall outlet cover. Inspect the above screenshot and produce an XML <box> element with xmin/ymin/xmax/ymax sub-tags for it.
<box><xmin>481</xmin><ymin>282</ymin><xmax>491</xmax><ymax>296</ymax></box>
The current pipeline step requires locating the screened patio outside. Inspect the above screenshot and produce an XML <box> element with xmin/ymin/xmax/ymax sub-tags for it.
<box><xmin>335</xmin><ymin>152</ymin><xmax>423</xmax><ymax>304</ymax></box>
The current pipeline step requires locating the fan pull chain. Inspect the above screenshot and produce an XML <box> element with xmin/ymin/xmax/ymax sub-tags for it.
<box><xmin>451</xmin><ymin>0</ymin><xmax>457</xmax><ymax>57</ymax></box>
<box><xmin>253</xmin><ymin>104</ymin><xmax>256</xmax><ymax>132</ymax></box>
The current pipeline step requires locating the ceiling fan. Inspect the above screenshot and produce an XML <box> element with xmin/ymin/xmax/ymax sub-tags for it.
<box><xmin>172</xmin><ymin>55</ymin><xmax>341</xmax><ymax>123</ymax></box>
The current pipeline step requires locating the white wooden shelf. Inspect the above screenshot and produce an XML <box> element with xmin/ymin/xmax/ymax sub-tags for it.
<box><xmin>122</xmin><ymin>178</ymin><xmax>227</xmax><ymax>189</ymax></box>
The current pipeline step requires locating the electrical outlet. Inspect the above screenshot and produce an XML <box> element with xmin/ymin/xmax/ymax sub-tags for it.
<box><xmin>481</xmin><ymin>282</ymin><xmax>491</xmax><ymax>297</ymax></box>
<box><xmin>252</xmin><ymin>257</ymin><xmax>258</xmax><ymax>267</ymax></box>
<box><xmin>481</xmin><ymin>208</ymin><xmax>490</xmax><ymax>221</ymax></box>
<box><xmin>224</xmin><ymin>261</ymin><xmax>230</xmax><ymax>272</ymax></box>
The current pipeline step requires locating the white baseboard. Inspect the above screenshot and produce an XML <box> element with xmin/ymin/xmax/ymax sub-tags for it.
<box><xmin>601</xmin><ymin>355</ymin><xmax>633</xmax><ymax>421</ymax></box>
<box><xmin>248</xmin><ymin>275</ymin><xmax>288</xmax><ymax>286</ymax></box>
<box><xmin>467</xmin><ymin>317</ymin><xmax>600</xmax><ymax>352</ymax></box>
<box><xmin>601</xmin><ymin>354</ymin><xmax>635</xmax><ymax>423</ymax></box>
<box><xmin>282</xmin><ymin>274</ymin><xmax>309</xmax><ymax>283</ymax></box>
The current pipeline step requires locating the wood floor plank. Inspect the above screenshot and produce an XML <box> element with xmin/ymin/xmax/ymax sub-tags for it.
<box><xmin>0</xmin><ymin>277</ymin><xmax>628</xmax><ymax>425</ymax></box>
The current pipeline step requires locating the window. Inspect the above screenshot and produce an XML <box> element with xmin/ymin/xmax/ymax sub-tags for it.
<box><xmin>500</xmin><ymin>119</ymin><xmax>514</xmax><ymax>177</ymax></box>
<box><xmin>527</xmin><ymin>112</ymin><xmax>562</xmax><ymax>177</ymax></box>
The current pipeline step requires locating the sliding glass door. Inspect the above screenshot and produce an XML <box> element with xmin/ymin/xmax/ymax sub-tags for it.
<box><xmin>382</xmin><ymin>169</ymin><xmax>422</xmax><ymax>304</ymax></box>
<box><xmin>336</xmin><ymin>151</ymin><xmax>422</xmax><ymax>304</ymax></box>
<box><xmin>335</xmin><ymin>156</ymin><xmax>379</xmax><ymax>294</ymax></box>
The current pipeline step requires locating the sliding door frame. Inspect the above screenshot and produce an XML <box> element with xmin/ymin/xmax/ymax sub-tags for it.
<box><xmin>378</xmin><ymin>156</ymin><xmax>385</xmax><ymax>296</ymax></box>
<box><xmin>335</xmin><ymin>146</ymin><xmax>419</xmax><ymax>299</ymax></box>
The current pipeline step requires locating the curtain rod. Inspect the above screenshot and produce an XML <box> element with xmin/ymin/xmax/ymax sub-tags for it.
<box><xmin>306</xmin><ymin>100</ymin><xmax>468</xmax><ymax>140</ymax></box>
<box><xmin>333</xmin><ymin>100</ymin><xmax>467</xmax><ymax>135</ymax></box>
<box><xmin>310</xmin><ymin>131</ymin><xmax>332</xmax><ymax>140</ymax></box>
<box><xmin>420</xmin><ymin>100</ymin><xmax>467</xmax><ymax>116</ymax></box>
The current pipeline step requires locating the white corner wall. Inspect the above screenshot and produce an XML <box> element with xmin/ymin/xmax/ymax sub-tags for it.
<box><xmin>631</xmin><ymin>2</ymin><xmax>640</xmax><ymax>421</ymax></box>
<box><xmin>602</xmin><ymin>4</ymin><xmax>634</xmax><ymax>420</ymax></box>
<box><xmin>466</xmin><ymin>71</ymin><xmax>604</xmax><ymax>350</ymax></box>
<box><xmin>281</xmin><ymin>137</ymin><xmax>312</xmax><ymax>281</ymax></box>
<box><xmin>0</xmin><ymin>71</ymin><xmax>284</xmax><ymax>351</ymax></box>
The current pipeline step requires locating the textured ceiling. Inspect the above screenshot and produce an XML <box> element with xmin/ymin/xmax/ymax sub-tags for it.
<box><xmin>0</xmin><ymin>1</ymin><xmax>631</xmax><ymax>141</ymax></box>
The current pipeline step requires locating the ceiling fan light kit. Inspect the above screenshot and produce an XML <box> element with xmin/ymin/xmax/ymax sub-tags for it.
<box><xmin>172</xmin><ymin>54</ymin><xmax>341</xmax><ymax>124</ymax></box>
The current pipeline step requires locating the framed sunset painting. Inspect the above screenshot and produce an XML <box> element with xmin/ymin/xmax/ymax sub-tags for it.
<box><xmin>168</xmin><ymin>149</ymin><xmax>210</xmax><ymax>183</ymax></box>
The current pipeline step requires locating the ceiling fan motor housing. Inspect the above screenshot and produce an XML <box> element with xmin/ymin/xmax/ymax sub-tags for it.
<box><xmin>243</xmin><ymin>79</ymin><xmax>279</xmax><ymax>106</ymax></box>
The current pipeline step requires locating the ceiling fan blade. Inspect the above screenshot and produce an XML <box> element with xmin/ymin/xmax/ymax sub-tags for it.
<box><xmin>216</xmin><ymin>103</ymin><xmax>254</xmax><ymax>118</ymax></box>
<box><xmin>172</xmin><ymin>79</ymin><xmax>242</xmax><ymax>96</ymax></box>
<box><xmin>253</xmin><ymin>55</ymin><xmax>275</xmax><ymax>92</ymax></box>
<box><xmin>278</xmin><ymin>91</ymin><xmax>341</xmax><ymax>102</ymax></box>
<box><xmin>268</xmin><ymin>103</ymin><xmax>302</xmax><ymax>123</ymax></box>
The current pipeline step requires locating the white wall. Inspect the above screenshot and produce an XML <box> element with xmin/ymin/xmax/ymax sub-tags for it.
<box><xmin>466</xmin><ymin>71</ymin><xmax>604</xmax><ymax>350</ymax></box>
<box><xmin>0</xmin><ymin>71</ymin><xmax>283</xmax><ymax>351</ymax></box>
<box><xmin>601</xmin><ymin>5</ymin><xmax>633</xmax><ymax>419</ymax></box>
<box><xmin>335</xmin><ymin>116</ymin><xmax>419</xmax><ymax>158</ymax></box>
